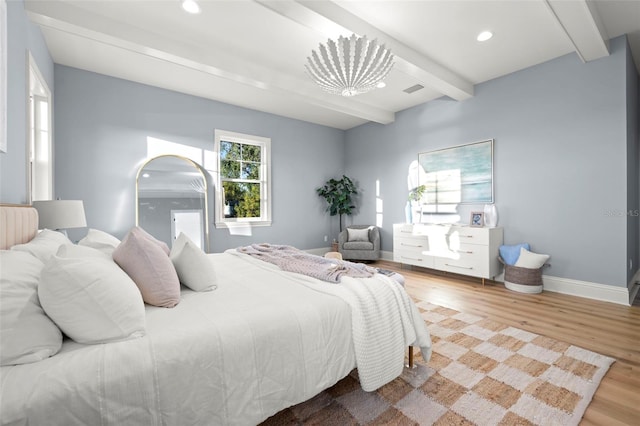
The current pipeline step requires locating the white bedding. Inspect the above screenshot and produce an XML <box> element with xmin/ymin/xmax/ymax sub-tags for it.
<box><xmin>1</xmin><ymin>253</ymin><xmax>355</xmax><ymax>425</ymax></box>
<box><xmin>0</xmin><ymin>251</ymin><xmax>431</xmax><ymax>425</ymax></box>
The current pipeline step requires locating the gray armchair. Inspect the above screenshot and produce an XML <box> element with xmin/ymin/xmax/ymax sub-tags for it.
<box><xmin>338</xmin><ymin>225</ymin><xmax>380</xmax><ymax>261</ymax></box>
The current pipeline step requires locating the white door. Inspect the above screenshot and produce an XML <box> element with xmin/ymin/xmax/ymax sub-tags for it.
<box><xmin>171</xmin><ymin>210</ymin><xmax>204</xmax><ymax>250</ymax></box>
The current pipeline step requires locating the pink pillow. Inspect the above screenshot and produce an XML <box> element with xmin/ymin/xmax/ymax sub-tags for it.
<box><xmin>113</xmin><ymin>227</ymin><xmax>180</xmax><ymax>308</ymax></box>
<box><xmin>135</xmin><ymin>226</ymin><xmax>170</xmax><ymax>255</ymax></box>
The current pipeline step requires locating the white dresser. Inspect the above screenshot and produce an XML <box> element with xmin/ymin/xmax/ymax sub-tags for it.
<box><xmin>393</xmin><ymin>223</ymin><xmax>503</xmax><ymax>283</ymax></box>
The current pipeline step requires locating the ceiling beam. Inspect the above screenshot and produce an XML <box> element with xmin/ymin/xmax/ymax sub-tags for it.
<box><xmin>544</xmin><ymin>0</ymin><xmax>609</xmax><ymax>62</ymax></box>
<box><xmin>25</xmin><ymin>0</ymin><xmax>395</xmax><ymax>125</ymax></box>
<box><xmin>258</xmin><ymin>0</ymin><xmax>474</xmax><ymax>101</ymax></box>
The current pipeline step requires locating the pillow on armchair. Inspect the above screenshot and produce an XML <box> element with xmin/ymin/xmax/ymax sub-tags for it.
<box><xmin>347</xmin><ymin>227</ymin><xmax>371</xmax><ymax>242</ymax></box>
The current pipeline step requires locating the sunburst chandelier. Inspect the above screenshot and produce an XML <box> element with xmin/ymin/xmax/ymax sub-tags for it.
<box><xmin>305</xmin><ymin>34</ymin><xmax>394</xmax><ymax>97</ymax></box>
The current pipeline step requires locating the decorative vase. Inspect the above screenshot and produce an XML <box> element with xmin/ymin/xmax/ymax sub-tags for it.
<box><xmin>405</xmin><ymin>201</ymin><xmax>412</xmax><ymax>223</ymax></box>
<box><xmin>484</xmin><ymin>204</ymin><xmax>498</xmax><ymax>228</ymax></box>
<box><xmin>411</xmin><ymin>203</ymin><xmax>422</xmax><ymax>224</ymax></box>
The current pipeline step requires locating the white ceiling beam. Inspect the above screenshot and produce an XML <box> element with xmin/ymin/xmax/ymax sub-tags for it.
<box><xmin>258</xmin><ymin>0</ymin><xmax>474</xmax><ymax>101</ymax></box>
<box><xmin>25</xmin><ymin>0</ymin><xmax>395</xmax><ymax>125</ymax></box>
<box><xmin>544</xmin><ymin>0</ymin><xmax>609</xmax><ymax>62</ymax></box>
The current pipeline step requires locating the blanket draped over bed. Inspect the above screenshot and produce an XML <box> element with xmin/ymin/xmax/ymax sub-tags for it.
<box><xmin>236</xmin><ymin>243</ymin><xmax>376</xmax><ymax>282</ymax></box>
<box><xmin>230</xmin><ymin>247</ymin><xmax>432</xmax><ymax>392</ymax></box>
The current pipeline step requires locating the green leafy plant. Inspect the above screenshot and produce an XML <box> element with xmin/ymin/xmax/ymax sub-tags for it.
<box><xmin>408</xmin><ymin>185</ymin><xmax>426</xmax><ymax>202</ymax></box>
<box><xmin>316</xmin><ymin>175</ymin><xmax>358</xmax><ymax>232</ymax></box>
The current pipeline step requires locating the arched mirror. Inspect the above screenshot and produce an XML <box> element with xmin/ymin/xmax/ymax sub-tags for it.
<box><xmin>136</xmin><ymin>155</ymin><xmax>209</xmax><ymax>252</ymax></box>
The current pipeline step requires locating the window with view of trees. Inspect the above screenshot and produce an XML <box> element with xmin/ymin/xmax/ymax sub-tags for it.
<box><xmin>214</xmin><ymin>130</ymin><xmax>271</xmax><ymax>228</ymax></box>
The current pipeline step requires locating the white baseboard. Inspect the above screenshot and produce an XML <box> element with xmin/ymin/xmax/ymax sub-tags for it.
<box><xmin>495</xmin><ymin>271</ymin><xmax>629</xmax><ymax>306</ymax></box>
<box><xmin>541</xmin><ymin>275</ymin><xmax>630</xmax><ymax>306</ymax></box>
<box><xmin>309</xmin><ymin>249</ymin><xmax>632</xmax><ymax>305</ymax></box>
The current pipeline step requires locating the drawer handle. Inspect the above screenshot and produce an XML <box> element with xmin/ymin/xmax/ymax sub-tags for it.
<box><xmin>445</xmin><ymin>263</ymin><xmax>473</xmax><ymax>270</ymax></box>
<box><xmin>460</xmin><ymin>235</ymin><xmax>473</xmax><ymax>239</ymax></box>
<box><xmin>402</xmin><ymin>256</ymin><xmax>423</xmax><ymax>261</ymax></box>
<box><xmin>401</xmin><ymin>243</ymin><xmax>423</xmax><ymax>248</ymax></box>
<box><xmin>400</xmin><ymin>230</ymin><xmax>412</xmax><ymax>234</ymax></box>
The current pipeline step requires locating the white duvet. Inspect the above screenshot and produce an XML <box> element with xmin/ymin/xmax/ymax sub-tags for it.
<box><xmin>0</xmin><ymin>252</ymin><xmax>430</xmax><ymax>426</ymax></box>
<box><xmin>229</xmin><ymin>250</ymin><xmax>432</xmax><ymax>391</ymax></box>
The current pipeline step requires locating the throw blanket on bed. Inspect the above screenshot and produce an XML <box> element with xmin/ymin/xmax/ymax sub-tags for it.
<box><xmin>236</xmin><ymin>243</ymin><xmax>376</xmax><ymax>283</ymax></box>
<box><xmin>229</xmin><ymin>249</ymin><xmax>432</xmax><ymax>391</ymax></box>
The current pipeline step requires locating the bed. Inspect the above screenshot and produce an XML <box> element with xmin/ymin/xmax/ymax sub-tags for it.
<box><xmin>0</xmin><ymin>205</ymin><xmax>431</xmax><ymax>425</ymax></box>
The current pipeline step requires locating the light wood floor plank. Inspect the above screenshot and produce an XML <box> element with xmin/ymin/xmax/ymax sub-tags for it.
<box><xmin>373</xmin><ymin>260</ymin><xmax>640</xmax><ymax>425</ymax></box>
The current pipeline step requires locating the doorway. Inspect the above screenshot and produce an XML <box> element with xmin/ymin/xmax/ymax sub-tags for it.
<box><xmin>171</xmin><ymin>209</ymin><xmax>204</xmax><ymax>250</ymax></box>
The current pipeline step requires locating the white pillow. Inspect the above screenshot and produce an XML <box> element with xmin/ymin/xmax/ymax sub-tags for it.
<box><xmin>514</xmin><ymin>247</ymin><xmax>550</xmax><ymax>269</ymax></box>
<box><xmin>57</xmin><ymin>243</ymin><xmax>111</xmax><ymax>260</ymax></box>
<box><xmin>11</xmin><ymin>229</ymin><xmax>71</xmax><ymax>263</ymax></box>
<box><xmin>0</xmin><ymin>251</ymin><xmax>62</xmax><ymax>366</ymax></box>
<box><xmin>38</xmin><ymin>254</ymin><xmax>146</xmax><ymax>344</ymax></box>
<box><xmin>347</xmin><ymin>227</ymin><xmax>370</xmax><ymax>242</ymax></box>
<box><xmin>78</xmin><ymin>228</ymin><xmax>121</xmax><ymax>255</ymax></box>
<box><xmin>170</xmin><ymin>233</ymin><xmax>217</xmax><ymax>292</ymax></box>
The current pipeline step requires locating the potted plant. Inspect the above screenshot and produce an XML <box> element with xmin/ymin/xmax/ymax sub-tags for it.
<box><xmin>316</xmin><ymin>175</ymin><xmax>358</xmax><ymax>234</ymax></box>
<box><xmin>408</xmin><ymin>184</ymin><xmax>426</xmax><ymax>203</ymax></box>
<box><xmin>408</xmin><ymin>185</ymin><xmax>426</xmax><ymax>223</ymax></box>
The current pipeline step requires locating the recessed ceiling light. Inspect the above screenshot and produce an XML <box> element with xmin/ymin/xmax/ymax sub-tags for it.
<box><xmin>142</xmin><ymin>173</ymin><xmax>150</xmax><ymax>178</ymax></box>
<box><xmin>477</xmin><ymin>31</ymin><xmax>493</xmax><ymax>42</ymax></box>
<box><xmin>376</xmin><ymin>81</ymin><xmax>386</xmax><ymax>89</ymax></box>
<box><xmin>182</xmin><ymin>0</ymin><xmax>200</xmax><ymax>14</ymax></box>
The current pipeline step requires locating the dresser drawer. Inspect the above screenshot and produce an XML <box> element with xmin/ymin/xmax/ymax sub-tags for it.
<box><xmin>394</xmin><ymin>223</ymin><xmax>419</xmax><ymax>237</ymax></box>
<box><xmin>394</xmin><ymin>250</ymin><xmax>434</xmax><ymax>268</ymax></box>
<box><xmin>394</xmin><ymin>235</ymin><xmax>433</xmax><ymax>267</ymax></box>
<box><xmin>394</xmin><ymin>235</ymin><xmax>429</xmax><ymax>251</ymax></box>
<box><xmin>434</xmin><ymin>244</ymin><xmax>489</xmax><ymax>278</ymax></box>
<box><xmin>435</xmin><ymin>260</ymin><xmax>488</xmax><ymax>278</ymax></box>
<box><xmin>447</xmin><ymin>226</ymin><xmax>489</xmax><ymax>245</ymax></box>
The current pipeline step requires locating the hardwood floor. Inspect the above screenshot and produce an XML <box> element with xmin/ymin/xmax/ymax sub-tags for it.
<box><xmin>372</xmin><ymin>260</ymin><xmax>640</xmax><ymax>426</ymax></box>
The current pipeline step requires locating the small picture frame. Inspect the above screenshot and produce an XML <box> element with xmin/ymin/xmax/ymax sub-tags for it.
<box><xmin>470</xmin><ymin>211</ymin><xmax>484</xmax><ymax>227</ymax></box>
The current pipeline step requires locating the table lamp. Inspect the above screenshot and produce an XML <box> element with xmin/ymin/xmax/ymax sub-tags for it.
<box><xmin>32</xmin><ymin>200</ymin><xmax>87</xmax><ymax>236</ymax></box>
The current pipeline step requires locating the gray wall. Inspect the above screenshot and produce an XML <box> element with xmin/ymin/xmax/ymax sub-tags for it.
<box><xmin>0</xmin><ymin>0</ymin><xmax>53</xmax><ymax>203</ymax></box>
<box><xmin>54</xmin><ymin>65</ymin><xmax>344</xmax><ymax>251</ymax></box>
<box><xmin>345</xmin><ymin>36</ymin><xmax>634</xmax><ymax>288</ymax></box>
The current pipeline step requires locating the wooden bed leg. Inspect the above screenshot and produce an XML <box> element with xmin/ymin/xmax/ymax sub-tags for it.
<box><xmin>407</xmin><ymin>346</ymin><xmax>415</xmax><ymax>369</ymax></box>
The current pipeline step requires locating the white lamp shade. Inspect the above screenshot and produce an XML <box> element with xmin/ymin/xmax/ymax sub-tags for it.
<box><xmin>33</xmin><ymin>200</ymin><xmax>87</xmax><ymax>230</ymax></box>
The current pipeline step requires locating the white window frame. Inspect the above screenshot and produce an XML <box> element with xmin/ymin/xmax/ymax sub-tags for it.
<box><xmin>27</xmin><ymin>52</ymin><xmax>53</xmax><ymax>203</ymax></box>
<box><xmin>214</xmin><ymin>129</ymin><xmax>271</xmax><ymax>228</ymax></box>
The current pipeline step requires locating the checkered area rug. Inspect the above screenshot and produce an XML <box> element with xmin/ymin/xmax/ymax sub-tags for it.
<box><xmin>261</xmin><ymin>301</ymin><xmax>614</xmax><ymax>426</ymax></box>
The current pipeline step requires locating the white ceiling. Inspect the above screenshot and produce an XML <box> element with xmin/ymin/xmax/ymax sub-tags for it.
<box><xmin>25</xmin><ymin>0</ymin><xmax>640</xmax><ymax>130</ymax></box>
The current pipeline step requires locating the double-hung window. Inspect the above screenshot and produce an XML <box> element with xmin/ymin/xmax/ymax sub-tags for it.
<box><xmin>214</xmin><ymin>129</ymin><xmax>271</xmax><ymax>228</ymax></box>
<box><xmin>28</xmin><ymin>54</ymin><xmax>52</xmax><ymax>202</ymax></box>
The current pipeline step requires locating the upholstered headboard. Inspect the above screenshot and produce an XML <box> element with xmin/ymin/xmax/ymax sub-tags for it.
<box><xmin>0</xmin><ymin>204</ymin><xmax>39</xmax><ymax>250</ymax></box>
